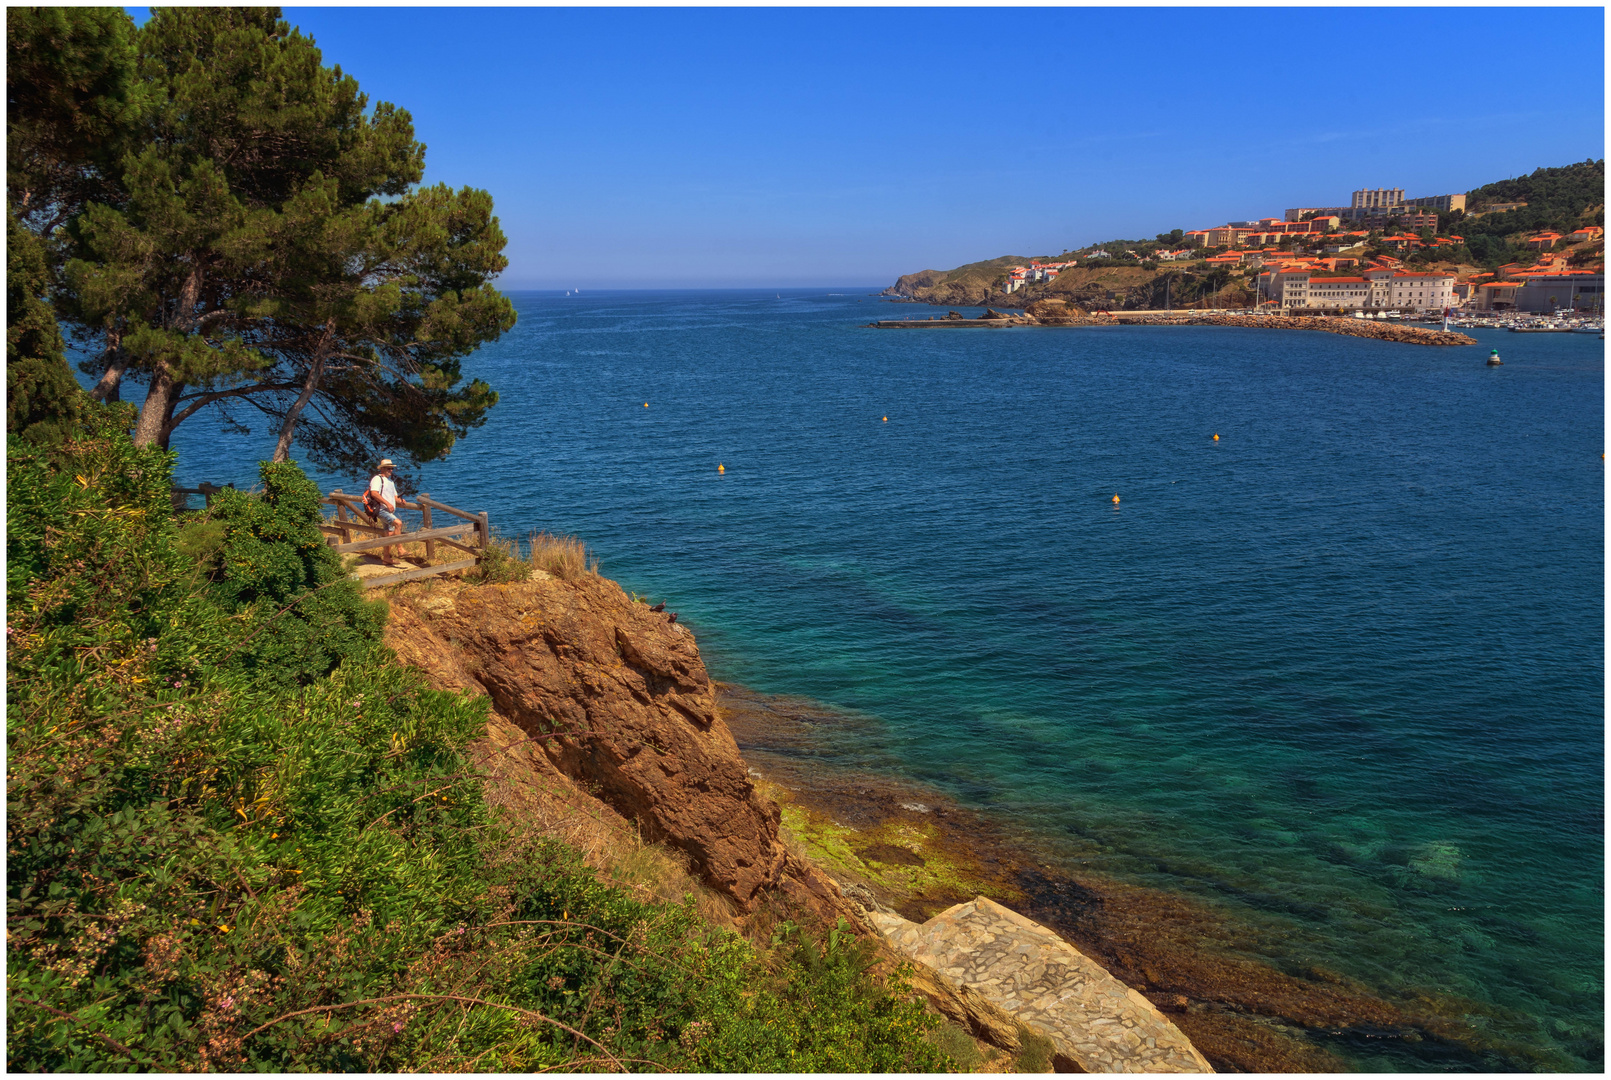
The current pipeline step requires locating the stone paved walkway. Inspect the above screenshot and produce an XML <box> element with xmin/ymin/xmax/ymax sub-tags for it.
<box><xmin>870</xmin><ymin>897</ymin><xmax>1213</xmax><ymax>1073</ymax></box>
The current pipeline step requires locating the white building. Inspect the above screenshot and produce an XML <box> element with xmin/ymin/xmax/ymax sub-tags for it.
<box><xmin>1261</xmin><ymin>268</ymin><xmax>1455</xmax><ymax>311</ymax></box>
<box><xmin>1381</xmin><ymin>270</ymin><xmax>1454</xmax><ymax>311</ymax></box>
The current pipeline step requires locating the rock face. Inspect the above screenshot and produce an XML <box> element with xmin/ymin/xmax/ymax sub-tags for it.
<box><xmin>386</xmin><ymin>574</ymin><xmax>801</xmax><ymax>912</ymax></box>
<box><xmin>872</xmin><ymin>897</ymin><xmax>1214</xmax><ymax>1074</ymax></box>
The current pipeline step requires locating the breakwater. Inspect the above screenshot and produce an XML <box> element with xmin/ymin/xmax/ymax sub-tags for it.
<box><xmin>1107</xmin><ymin>313</ymin><xmax>1478</xmax><ymax>346</ymax></box>
<box><xmin>874</xmin><ymin>309</ymin><xmax>1478</xmax><ymax>346</ymax></box>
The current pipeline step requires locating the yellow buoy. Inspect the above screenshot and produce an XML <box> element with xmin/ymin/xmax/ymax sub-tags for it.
<box><xmin>1112</xmin><ymin>494</ymin><xmax>1120</xmax><ymax>504</ymax></box>
<box><xmin>644</xmin><ymin>402</ymin><xmax>649</xmax><ymax>408</ymax></box>
<box><xmin>1213</xmin><ymin>433</ymin><xmax>1220</xmax><ymax>441</ymax></box>
<box><xmin>718</xmin><ymin>463</ymin><xmax>725</xmax><ymax>473</ymax></box>
<box><xmin>883</xmin><ymin>416</ymin><xmax>888</xmax><ymax>422</ymax></box>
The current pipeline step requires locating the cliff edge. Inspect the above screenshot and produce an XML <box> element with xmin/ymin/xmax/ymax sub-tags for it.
<box><xmin>383</xmin><ymin>571</ymin><xmax>854</xmax><ymax>922</ymax></box>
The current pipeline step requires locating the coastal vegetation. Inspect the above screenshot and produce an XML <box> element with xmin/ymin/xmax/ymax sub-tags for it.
<box><xmin>6</xmin><ymin>399</ymin><xmax>956</xmax><ymax>1071</ymax></box>
<box><xmin>6</xmin><ymin>7</ymin><xmax>960</xmax><ymax>1071</ymax></box>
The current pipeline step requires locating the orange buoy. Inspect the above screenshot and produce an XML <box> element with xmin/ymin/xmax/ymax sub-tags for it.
<box><xmin>1213</xmin><ymin>433</ymin><xmax>1220</xmax><ymax>441</ymax></box>
<box><xmin>718</xmin><ymin>463</ymin><xmax>725</xmax><ymax>473</ymax></box>
<box><xmin>883</xmin><ymin>416</ymin><xmax>888</xmax><ymax>422</ymax></box>
<box><xmin>644</xmin><ymin>402</ymin><xmax>649</xmax><ymax>408</ymax></box>
<box><xmin>1112</xmin><ymin>493</ymin><xmax>1120</xmax><ymax>504</ymax></box>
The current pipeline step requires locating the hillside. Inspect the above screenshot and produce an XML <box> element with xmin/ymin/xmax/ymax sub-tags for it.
<box><xmin>4</xmin><ymin>410</ymin><xmax>978</xmax><ymax>1073</ymax></box>
<box><xmin>1458</xmin><ymin>158</ymin><xmax>1605</xmax><ymax>242</ymax></box>
<box><xmin>885</xmin><ymin>256</ymin><xmax>1048</xmax><ymax>305</ymax></box>
<box><xmin>885</xmin><ymin>159</ymin><xmax>1604</xmax><ymax>305</ymax></box>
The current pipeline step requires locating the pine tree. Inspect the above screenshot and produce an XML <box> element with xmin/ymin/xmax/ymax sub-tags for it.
<box><xmin>49</xmin><ymin>7</ymin><xmax>513</xmax><ymax>470</ymax></box>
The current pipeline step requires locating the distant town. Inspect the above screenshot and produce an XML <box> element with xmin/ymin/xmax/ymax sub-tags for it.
<box><xmin>890</xmin><ymin>162</ymin><xmax>1606</xmax><ymax>316</ymax></box>
<box><xmin>1004</xmin><ymin>187</ymin><xmax>1603</xmax><ymax>315</ymax></box>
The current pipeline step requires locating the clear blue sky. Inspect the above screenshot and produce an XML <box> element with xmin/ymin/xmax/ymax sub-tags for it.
<box><xmin>140</xmin><ymin>6</ymin><xmax>1604</xmax><ymax>289</ymax></box>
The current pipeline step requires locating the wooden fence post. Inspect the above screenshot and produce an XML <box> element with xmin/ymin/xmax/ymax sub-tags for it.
<box><xmin>419</xmin><ymin>494</ymin><xmax>435</xmax><ymax>564</ymax></box>
<box><xmin>478</xmin><ymin>511</ymin><xmax>490</xmax><ymax>555</ymax></box>
<box><xmin>334</xmin><ymin>490</ymin><xmax>351</xmax><ymax>545</ymax></box>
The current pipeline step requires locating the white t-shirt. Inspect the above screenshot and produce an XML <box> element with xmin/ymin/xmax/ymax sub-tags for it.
<box><xmin>368</xmin><ymin>473</ymin><xmax>398</xmax><ymax>508</ymax></box>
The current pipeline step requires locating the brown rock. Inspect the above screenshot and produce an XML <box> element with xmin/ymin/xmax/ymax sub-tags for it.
<box><xmin>386</xmin><ymin>575</ymin><xmax>791</xmax><ymax>911</ymax></box>
<box><xmin>904</xmin><ymin>961</ymin><xmax>1025</xmax><ymax>1053</ymax></box>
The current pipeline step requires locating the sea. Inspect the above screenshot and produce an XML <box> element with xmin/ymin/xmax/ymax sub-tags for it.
<box><xmin>152</xmin><ymin>290</ymin><xmax>1602</xmax><ymax>1070</ymax></box>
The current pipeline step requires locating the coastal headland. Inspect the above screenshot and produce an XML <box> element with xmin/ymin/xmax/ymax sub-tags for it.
<box><xmin>872</xmin><ymin>304</ymin><xmax>1478</xmax><ymax>346</ymax></box>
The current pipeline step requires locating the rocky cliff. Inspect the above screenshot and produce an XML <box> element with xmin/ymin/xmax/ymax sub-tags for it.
<box><xmin>383</xmin><ymin>571</ymin><xmax>848</xmax><ymax>919</ymax></box>
<box><xmin>382</xmin><ymin>568</ymin><xmax>1036</xmax><ymax>1061</ymax></box>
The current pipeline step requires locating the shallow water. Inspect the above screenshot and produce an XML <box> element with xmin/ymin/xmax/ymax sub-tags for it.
<box><xmin>161</xmin><ymin>292</ymin><xmax>1604</xmax><ymax>1070</ymax></box>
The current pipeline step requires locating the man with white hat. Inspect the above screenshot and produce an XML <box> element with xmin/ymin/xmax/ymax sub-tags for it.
<box><xmin>365</xmin><ymin>459</ymin><xmax>405</xmax><ymax>567</ymax></box>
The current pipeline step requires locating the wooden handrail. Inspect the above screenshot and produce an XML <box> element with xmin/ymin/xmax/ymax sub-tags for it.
<box><xmin>416</xmin><ymin>494</ymin><xmax>481</xmax><ymax>523</ymax></box>
<box><xmin>359</xmin><ymin>558</ymin><xmax>477</xmax><ymax>590</ymax></box>
<box><xmin>319</xmin><ymin>520</ymin><xmax>389</xmax><ymax>538</ymax></box>
<box><xmin>333</xmin><ymin>524</ymin><xmax>477</xmax><ymax>555</ymax></box>
<box><xmin>321</xmin><ymin>485</ymin><xmax>492</xmax><ymax>588</ymax></box>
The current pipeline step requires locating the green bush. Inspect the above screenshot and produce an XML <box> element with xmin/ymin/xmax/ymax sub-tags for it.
<box><xmin>7</xmin><ymin>423</ymin><xmax>955</xmax><ymax>1072</ymax></box>
<box><xmin>204</xmin><ymin>462</ymin><xmax>387</xmax><ymax>689</ymax></box>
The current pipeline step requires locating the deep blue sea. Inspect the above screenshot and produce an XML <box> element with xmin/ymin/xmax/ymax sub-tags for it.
<box><xmin>155</xmin><ymin>291</ymin><xmax>1603</xmax><ymax>1070</ymax></box>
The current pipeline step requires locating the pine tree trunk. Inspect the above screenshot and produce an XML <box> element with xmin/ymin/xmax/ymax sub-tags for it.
<box><xmin>133</xmin><ymin>367</ymin><xmax>184</xmax><ymax>449</ymax></box>
<box><xmin>89</xmin><ymin>332</ymin><xmax>127</xmax><ymax>402</ymax></box>
<box><xmin>272</xmin><ymin>319</ymin><xmax>335</xmax><ymax>463</ymax></box>
<box><xmin>134</xmin><ymin>323</ymin><xmax>187</xmax><ymax>449</ymax></box>
<box><xmin>272</xmin><ymin>352</ymin><xmax>326</xmax><ymax>463</ymax></box>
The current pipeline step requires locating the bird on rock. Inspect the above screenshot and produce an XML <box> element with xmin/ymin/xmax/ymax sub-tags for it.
<box><xmin>667</xmin><ymin>613</ymin><xmax>679</xmax><ymax>624</ymax></box>
<box><xmin>649</xmin><ymin>602</ymin><xmax>666</xmax><ymax>613</ymax></box>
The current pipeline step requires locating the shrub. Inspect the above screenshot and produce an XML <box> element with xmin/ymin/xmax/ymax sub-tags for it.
<box><xmin>204</xmin><ymin>462</ymin><xmax>386</xmax><ymax>688</ymax></box>
<box><xmin>466</xmin><ymin>532</ymin><xmax>529</xmax><ymax>585</ymax></box>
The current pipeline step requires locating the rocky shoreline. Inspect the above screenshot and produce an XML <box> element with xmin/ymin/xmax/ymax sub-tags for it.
<box><xmin>716</xmin><ymin>682</ymin><xmax>1544</xmax><ymax>1073</ymax></box>
<box><xmin>375</xmin><ymin>568</ymin><xmax>1535</xmax><ymax>1072</ymax></box>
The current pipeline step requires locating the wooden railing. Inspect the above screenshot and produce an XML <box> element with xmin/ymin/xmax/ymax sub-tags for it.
<box><xmin>321</xmin><ymin>489</ymin><xmax>492</xmax><ymax>590</ymax></box>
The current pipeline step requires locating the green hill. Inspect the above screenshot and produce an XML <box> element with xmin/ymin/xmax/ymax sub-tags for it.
<box><xmin>1458</xmin><ymin>159</ymin><xmax>1604</xmax><ymax>240</ymax></box>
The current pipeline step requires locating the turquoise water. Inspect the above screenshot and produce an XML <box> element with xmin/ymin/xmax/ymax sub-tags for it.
<box><xmin>162</xmin><ymin>292</ymin><xmax>1603</xmax><ymax>1069</ymax></box>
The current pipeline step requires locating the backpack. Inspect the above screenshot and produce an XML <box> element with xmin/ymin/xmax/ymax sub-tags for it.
<box><xmin>363</xmin><ymin>475</ymin><xmax>386</xmax><ymax>515</ymax></box>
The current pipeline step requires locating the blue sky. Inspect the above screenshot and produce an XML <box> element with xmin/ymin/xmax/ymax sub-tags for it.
<box><xmin>140</xmin><ymin>7</ymin><xmax>1604</xmax><ymax>289</ymax></box>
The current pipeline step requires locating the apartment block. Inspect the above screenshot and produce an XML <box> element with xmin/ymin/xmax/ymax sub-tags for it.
<box><xmin>1406</xmin><ymin>193</ymin><xmax>1466</xmax><ymax>214</ymax></box>
<box><xmin>1352</xmin><ymin>187</ymin><xmax>1404</xmax><ymax>209</ymax></box>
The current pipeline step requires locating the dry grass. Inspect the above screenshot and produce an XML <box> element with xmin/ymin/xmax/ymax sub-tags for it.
<box><xmin>526</xmin><ymin>531</ymin><xmax>598</xmax><ymax>581</ymax></box>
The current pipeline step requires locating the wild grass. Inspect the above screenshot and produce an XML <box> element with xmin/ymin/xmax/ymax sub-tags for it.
<box><xmin>525</xmin><ymin>531</ymin><xmax>598</xmax><ymax>581</ymax></box>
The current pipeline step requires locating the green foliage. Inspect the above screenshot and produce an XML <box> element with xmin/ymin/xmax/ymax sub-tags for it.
<box><xmin>1460</xmin><ymin>159</ymin><xmax>1606</xmax><ymax>241</ymax></box>
<box><xmin>927</xmin><ymin>1018</ymin><xmax>987</xmax><ymax>1070</ymax></box>
<box><xmin>6</xmin><ymin>6</ymin><xmax>149</xmax><ymax>234</ymax></box>
<box><xmin>684</xmin><ymin>919</ymin><xmax>947</xmax><ymax>1071</ymax></box>
<box><xmin>22</xmin><ymin>5</ymin><xmax>514</xmax><ymax>470</ymax></box>
<box><xmin>466</xmin><ymin>533</ymin><xmax>531</xmax><ymax>586</ymax></box>
<box><xmin>8</xmin><ymin>427</ymin><xmax>953</xmax><ymax>1073</ymax></box>
<box><xmin>7</xmin><ymin>208</ymin><xmax>84</xmax><ymax>445</ymax></box>
<box><xmin>204</xmin><ymin>462</ymin><xmax>386</xmax><ymax>689</ymax></box>
<box><xmin>1014</xmin><ymin>1025</ymin><xmax>1057</xmax><ymax>1072</ymax></box>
